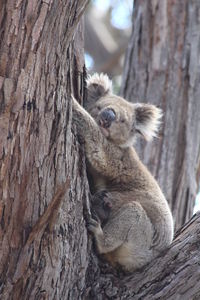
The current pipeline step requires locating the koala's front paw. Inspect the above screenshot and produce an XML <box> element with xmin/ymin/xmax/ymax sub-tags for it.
<box><xmin>87</xmin><ymin>217</ymin><xmax>102</xmax><ymax>235</ymax></box>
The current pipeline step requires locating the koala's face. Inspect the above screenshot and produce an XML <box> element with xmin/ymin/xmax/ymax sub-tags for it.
<box><xmin>86</xmin><ymin>73</ymin><xmax>162</xmax><ymax>147</ymax></box>
<box><xmin>88</xmin><ymin>95</ymin><xmax>136</xmax><ymax>147</ymax></box>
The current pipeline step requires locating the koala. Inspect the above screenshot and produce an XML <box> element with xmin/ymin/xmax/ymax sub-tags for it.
<box><xmin>90</xmin><ymin>191</ymin><xmax>112</xmax><ymax>227</ymax></box>
<box><xmin>72</xmin><ymin>73</ymin><xmax>174</xmax><ymax>272</ymax></box>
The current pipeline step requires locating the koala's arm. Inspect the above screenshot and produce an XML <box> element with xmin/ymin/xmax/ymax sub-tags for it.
<box><xmin>72</xmin><ymin>96</ymin><xmax>124</xmax><ymax>178</ymax></box>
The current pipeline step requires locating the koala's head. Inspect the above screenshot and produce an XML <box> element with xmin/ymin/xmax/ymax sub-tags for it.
<box><xmin>85</xmin><ymin>73</ymin><xmax>162</xmax><ymax>148</ymax></box>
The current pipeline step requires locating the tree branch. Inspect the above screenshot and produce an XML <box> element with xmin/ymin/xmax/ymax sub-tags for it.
<box><xmin>86</xmin><ymin>212</ymin><xmax>200</xmax><ymax>299</ymax></box>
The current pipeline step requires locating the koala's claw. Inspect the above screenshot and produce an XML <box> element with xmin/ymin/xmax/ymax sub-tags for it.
<box><xmin>90</xmin><ymin>208</ymin><xmax>100</xmax><ymax>222</ymax></box>
<box><xmin>87</xmin><ymin>217</ymin><xmax>101</xmax><ymax>234</ymax></box>
<box><xmin>87</xmin><ymin>217</ymin><xmax>99</xmax><ymax>228</ymax></box>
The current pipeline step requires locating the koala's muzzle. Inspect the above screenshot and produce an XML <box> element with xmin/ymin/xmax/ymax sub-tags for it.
<box><xmin>99</xmin><ymin>109</ymin><xmax>116</xmax><ymax>128</ymax></box>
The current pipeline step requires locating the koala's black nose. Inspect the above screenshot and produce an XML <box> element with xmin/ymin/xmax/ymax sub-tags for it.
<box><xmin>99</xmin><ymin>109</ymin><xmax>116</xmax><ymax>128</ymax></box>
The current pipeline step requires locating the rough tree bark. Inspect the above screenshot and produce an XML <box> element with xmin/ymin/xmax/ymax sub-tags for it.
<box><xmin>121</xmin><ymin>0</ymin><xmax>200</xmax><ymax>230</ymax></box>
<box><xmin>0</xmin><ymin>1</ymin><xmax>90</xmax><ymax>299</ymax></box>
<box><xmin>1</xmin><ymin>1</ymin><xmax>200</xmax><ymax>299</ymax></box>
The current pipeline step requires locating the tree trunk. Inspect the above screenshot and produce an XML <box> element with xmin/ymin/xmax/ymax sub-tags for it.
<box><xmin>0</xmin><ymin>1</ymin><xmax>89</xmax><ymax>299</ymax></box>
<box><xmin>1</xmin><ymin>1</ymin><xmax>200</xmax><ymax>299</ymax></box>
<box><xmin>120</xmin><ymin>0</ymin><xmax>200</xmax><ymax>230</ymax></box>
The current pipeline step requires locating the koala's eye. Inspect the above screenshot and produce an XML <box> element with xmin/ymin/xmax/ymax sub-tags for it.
<box><xmin>96</xmin><ymin>105</ymin><xmax>101</xmax><ymax>110</ymax></box>
<box><xmin>121</xmin><ymin>119</ymin><xmax>125</xmax><ymax>123</ymax></box>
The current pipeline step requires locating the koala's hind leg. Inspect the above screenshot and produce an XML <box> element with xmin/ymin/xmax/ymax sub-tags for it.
<box><xmin>88</xmin><ymin>201</ymin><xmax>154</xmax><ymax>271</ymax></box>
<box><xmin>87</xmin><ymin>217</ymin><xmax>124</xmax><ymax>253</ymax></box>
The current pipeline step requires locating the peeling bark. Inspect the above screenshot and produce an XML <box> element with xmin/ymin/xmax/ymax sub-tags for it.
<box><xmin>120</xmin><ymin>0</ymin><xmax>200</xmax><ymax>230</ymax></box>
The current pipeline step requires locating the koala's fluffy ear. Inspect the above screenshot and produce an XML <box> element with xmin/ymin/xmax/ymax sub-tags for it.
<box><xmin>85</xmin><ymin>73</ymin><xmax>112</xmax><ymax>109</ymax></box>
<box><xmin>134</xmin><ymin>103</ymin><xmax>162</xmax><ymax>141</ymax></box>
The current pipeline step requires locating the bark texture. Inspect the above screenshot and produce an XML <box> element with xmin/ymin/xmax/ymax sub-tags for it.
<box><xmin>86</xmin><ymin>212</ymin><xmax>200</xmax><ymax>300</ymax></box>
<box><xmin>120</xmin><ymin>0</ymin><xmax>200</xmax><ymax>230</ymax></box>
<box><xmin>1</xmin><ymin>1</ymin><xmax>200</xmax><ymax>299</ymax></box>
<box><xmin>0</xmin><ymin>1</ymin><xmax>89</xmax><ymax>299</ymax></box>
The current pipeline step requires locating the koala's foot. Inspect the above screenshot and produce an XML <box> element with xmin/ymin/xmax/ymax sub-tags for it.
<box><xmin>87</xmin><ymin>217</ymin><xmax>102</xmax><ymax>235</ymax></box>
